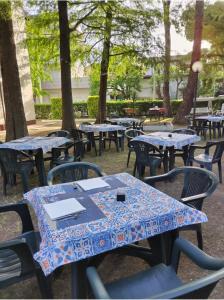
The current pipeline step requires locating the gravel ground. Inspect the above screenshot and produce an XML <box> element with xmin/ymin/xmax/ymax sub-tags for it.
<box><xmin>0</xmin><ymin>123</ymin><xmax>224</xmax><ymax>298</ymax></box>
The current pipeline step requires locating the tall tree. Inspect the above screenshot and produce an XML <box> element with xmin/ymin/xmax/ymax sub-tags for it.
<box><xmin>58</xmin><ymin>0</ymin><xmax>75</xmax><ymax>130</ymax></box>
<box><xmin>174</xmin><ymin>0</ymin><xmax>204</xmax><ymax>124</ymax></box>
<box><xmin>0</xmin><ymin>1</ymin><xmax>28</xmax><ymax>141</ymax></box>
<box><xmin>97</xmin><ymin>3</ymin><xmax>112</xmax><ymax>123</ymax></box>
<box><xmin>163</xmin><ymin>0</ymin><xmax>172</xmax><ymax>116</ymax></box>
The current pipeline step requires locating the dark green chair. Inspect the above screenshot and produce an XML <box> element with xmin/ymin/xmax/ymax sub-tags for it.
<box><xmin>0</xmin><ymin>202</ymin><xmax>52</xmax><ymax>298</ymax></box>
<box><xmin>144</xmin><ymin>167</ymin><xmax>218</xmax><ymax>249</ymax></box>
<box><xmin>172</xmin><ymin>128</ymin><xmax>197</xmax><ymax>165</ymax></box>
<box><xmin>0</xmin><ymin>148</ymin><xmax>34</xmax><ymax>195</ymax></box>
<box><xmin>188</xmin><ymin>140</ymin><xmax>224</xmax><ymax>183</ymax></box>
<box><xmin>86</xmin><ymin>237</ymin><xmax>224</xmax><ymax>299</ymax></box>
<box><xmin>129</xmin><ymin>140</ymin><xmax>166</xmax><ymax>178</ymax></box>
<box><xmin>125</xmin><ymin>129</ymin><xmax>144</xmax><ymax>167</ymax></box>
<box><xmin>47</xmin><ymin>162</ymin><xmax>105</xmax><ymax>185</ymax></box>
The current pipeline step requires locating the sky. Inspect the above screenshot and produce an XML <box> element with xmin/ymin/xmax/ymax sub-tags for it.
<box><xmin>171</xmin><ymin>26</ymin><xmax>211</xmax><ymax>55</ymax></box>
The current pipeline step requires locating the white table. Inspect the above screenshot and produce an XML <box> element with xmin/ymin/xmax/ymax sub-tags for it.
<box><xmin>80</xmin><ymin>124</ymin><xmax>126</xmax><ymax>155</ymax></box>
<box><xmin>132</xmin><ymin>131</ymin><xmax>201</xmax><ymax>170</ymax></box>
<box><xmin>0</xmin><ymin>136</ymin><xmax>70</xmax><ymax>185</ymax></box>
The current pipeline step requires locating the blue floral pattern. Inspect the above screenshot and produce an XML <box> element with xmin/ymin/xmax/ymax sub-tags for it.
<box><xmin>24</xmin><ymin>173</ymin><xmax>207</xmax><ymax>275</ymax></box>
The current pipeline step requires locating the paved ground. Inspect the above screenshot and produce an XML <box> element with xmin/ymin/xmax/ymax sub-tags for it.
<box><xmin>0</xmin><ymin>120</ymin><xmax>224</xmax><ymax>298</ymax></box>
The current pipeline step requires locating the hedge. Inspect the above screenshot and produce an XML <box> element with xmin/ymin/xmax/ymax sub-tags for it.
<box><xmin>34</xmin><ymin>103</ymin><xmax>51</xmax><ymax>119</ymax></box>
<box><xmin>87</xmin><ymin>96</ymin><xmax>99</xmax><ymax>117</ymax></box>
<box><xmin>34</xmin><ymin>96</ymin><xmax>224</xmax><ymax>119</ymax></box>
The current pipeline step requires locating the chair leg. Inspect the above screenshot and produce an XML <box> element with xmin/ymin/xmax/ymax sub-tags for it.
<box><xmin>133</xmin><ymin>161</ymin><xmax>137</xmax><ymax>176</ymax></box>
<box><xmin>3</xmin><ymin>174</ymin><xmax>7</xmax><ymax>196</ymax></box>
<box><xmin>20</xmin><ymin>172</ymin><xmax>30</xmax><ymax>193</ymax></box>
<box><xmin>36</xmin><ymin>269</ymin><xmax>53</xmax><ymax>299</ymax></box>
<box><xmin>196</xmin><ymin>225</ymin><xmax>203</xmax><ymax>250</ymax></box>
<box><xmin>127</xmin><ymin>149</ymin><xmax>131</xmax><ymax>167</ymax></box>
<box><xmin>218</xmin><ymin>161</ymin><xmax>222</xmax><ymax>183</ymax></box>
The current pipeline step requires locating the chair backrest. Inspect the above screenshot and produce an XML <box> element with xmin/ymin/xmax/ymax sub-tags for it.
<box><xmin>172</xmin><ymin>128</ymin><xmax>196</xmax><ymax>135</ymax></box>
<box><xmin>47</xmin><ymin>162</ymin><xmax>104</xmax><ymax>185</ymax></box>
<box><xmin>221</xmin><ymin>103</ymin><xmax>224</xmax><ymax>112</ymax></box>
<box><xmin>207</xmin><ymin>140</ymin><xmax>224</xmax><ymax>162</ymax></box>
<box><xmin>125</xmin><ymin>129</ymin><xmax>144</xmax><ymax>142</ymax></box>
<box><xmin>47</xmin><ymin>130</ymin><xmax>70</xmax><ymax>138</ymax></box>
<box><xmin>0</xmin><ymin>148</ymin><xmax>20</xmax><ymax>174</ymax></box>
<box><xmin>70</xmin><ymin>128</ymin><xmax>84</xmax><ymax>140</ymax></box>
<box><xmin>145</xmin><ymin>167</ymin><xmax>218</xmax><ymax>211</ymax></box>
<box><xmin>129</xmin><ymin>140</ymin><xmax>162</xmax><ymax>165</ymax></box>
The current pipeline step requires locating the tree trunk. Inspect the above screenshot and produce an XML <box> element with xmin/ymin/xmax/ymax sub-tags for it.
<box><xmin>174</xmin><ymin>0</ymin><xmax>204</xmax><ymax>124</ymax></box>
<box><xmin>58</xmin><ymin>0</ymin><xmax>75</xmax><ymax>130</ymax></box>
<box><xmin>0</xmin><ymin>2</ymin><xmax>28</xmax><ymax>141</ymax></box>
<box><xmin>96</xmin><ymin>6</ymin><xmax>112</xmax><ymax>123</ymax></box>
<box><xmin>156</xmin><ymin>81</ymin><xmax>163</xmax><ymax>99</ymax></box>
<box><xmin>163</xmin><ymin>0</ymin><xmax>172</xmax><ymax>116</ymax></box>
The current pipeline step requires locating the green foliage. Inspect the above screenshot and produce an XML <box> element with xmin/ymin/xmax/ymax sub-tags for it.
<box><xmin>34</xmin><ymin>103</ymin><xmax>51</xmax><ymax>119</ymax></box>
<box><xmin>0</xmin><ymin>1</ymin><xmax>11</xmax><ymax>20</ymax></box>
<box><xmin>87</xmin><ymin>96</ymin><xmax>99</xmax><ymax>118</ymax></box>
<box><xmin>89</xmin><ymin>64</ymin><xmax>100</xmax><ymax>96</ymax></box>
<box><xmin>51</xmin><ymin>98</ymin><xmax>62</xmax><ymax>119</ymax></box>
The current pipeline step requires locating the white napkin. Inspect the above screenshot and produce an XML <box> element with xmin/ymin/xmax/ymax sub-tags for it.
<box><xmin>43</xmin><ymin>198</ymin><xmax>86</xmax><ymax>220</ymax></box>
<box><xmin>75</xmin><ymin>177</ymin><xmax>110</xmax><ymax>191</ymax></box>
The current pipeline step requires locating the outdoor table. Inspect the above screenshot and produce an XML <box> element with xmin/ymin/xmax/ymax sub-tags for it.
<box><xmin>109</xmin><ymin>117</ymin><xmax>140</xmax><ymax>126</ymax></box>
<box><xmin>195</xmin><ymin>115</ymin><xmax>224</xmax><ymax>138</ymax></box>
<box><xmin>24</xmin><ymin>172</ymin><xmax>207</xmax><ymax>298</ymax></box>
<box><xmin>132</xmin><ymin>131</ymin><xmax>201</xmax><ymax>170</ymax></box>
<box><xmin>0</xmin><ymin>136</ymin><xmax>70</xmax><ymax>186</ymax></box>
<box><xmin>80</xmin><ymin>124</ymin><xmax>126</xmax><ymax>155</ymax></box>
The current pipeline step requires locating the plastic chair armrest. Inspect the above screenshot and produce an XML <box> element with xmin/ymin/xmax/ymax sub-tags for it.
<box><xmin>144</xmin><ymin>173</ymin><xmax>171</xmax><ymax>185</ymax></box>
<box><xmin>180</xmin><ymin>193</ymin><xmax>207</xmax><ymax>204</ymax></box>
<box><xmin>0</xmin><ymin>202</ymin><xmax>34</xmax><ymax>233</ymax></box>
<box><xmin>152</xmin><ymin>269</ymin><xmax>224</xmax><ymax>299</ymax></box>
<box><xmin>86</xmin><ymin>267</ymin><xmax>110</xmax><ymax>299</ymax></box>
<box><xmin>171</xmin><ymin>238</ymin><xmax>224</xmax><ymax>271</ymax></box>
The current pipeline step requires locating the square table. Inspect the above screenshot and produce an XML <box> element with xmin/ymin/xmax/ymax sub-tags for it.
<box><xmin>79</xmin><ymin>124</ymin><xmax>126</xmax><ymax>155</ymax></box>
<box><xmin>24</xmin><ymin>172</ymin><xmax>207</xmax><ymax>297</ymax></box>
<box><xmin>196</xmin><ymin>115</ymin><xmax>224</xmax><ymax>138</ymax></box>
<box><xmin>109</xmin><ymin>118</ymin><xmax>140</xmax><ymax>126</ymax></box>
<box><xmin>132</xmin><ymin>131</ymin><xmax>201</xmax><ymax>170</ymax></box>
<box><xmin>0</xmin><ymin>136</ymin><xmax>71</xmax><ymax>186</ymax></box>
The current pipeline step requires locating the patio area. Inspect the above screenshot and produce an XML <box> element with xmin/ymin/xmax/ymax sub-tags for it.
<box><xmin>0</xmin><ymin>120</ymin><xmax>224</xmax><ymax>298</ymax></box>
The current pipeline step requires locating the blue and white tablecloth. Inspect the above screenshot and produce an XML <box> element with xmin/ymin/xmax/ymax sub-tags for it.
<box><xmin>110</xmin><ymin>118</ymin><xmax>139</xmax><ymax>125</ymax></box>
<box><xmin>80</xmin><ymin>124</ymin><xmax>126</xmax><ymax>133</ymax></box>
<box><xmin>0</xmin><ymin>136</ymin><xmax>70</xmax><ymax>154</ymax></box>
<box><xmin>24</xmin><ymin>173</ymin><xmax>207</xmax><ymax>275</ymax></box>
<box><xmin>132</xmin><ymin>131</ymin><xmax>201</xmax><ymax>149</ymax></box>
<box><xmin>196</xmin><ymin>115</ymin><xmax>224</xmax><ymax>122</ymax></box>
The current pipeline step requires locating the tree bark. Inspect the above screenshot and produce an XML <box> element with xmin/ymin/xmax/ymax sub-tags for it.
<box><xmin>96</xmin><ymin>6</ymin><xmax>112</xmax><ymax>123</ymax></box>
<box><xmin>0</xmin><ymin>2</ymin><xmax>28</xmax><ymax>141</ymax></box>
<box><xmin>156</xmin><ymin>81</ymin><xmax>163</xmax><ymax>99</ymax></box>
<box><xmin>58</xmin><ymin>0</ymin><xmax>75</xmax><ymax>130</ymax></box>
<box><xmin>163</xmin><ymin>0</ymin><xmax>172</xmax><ymax>116</ymax></box>
<box><xmin>174</xmin><ymin>0</ymin><xmax>204</xmax><ymax>124</ymax></box>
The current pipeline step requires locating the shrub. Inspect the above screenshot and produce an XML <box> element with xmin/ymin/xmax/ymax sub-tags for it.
<box><xmin>34</xmin><ymin>103</ymin><xmax>51</xmax><ymax>119</ymax></box>
<box><xmin>51</xmin><ymin>97</ymin><xmax>62</xmax><ymax>119</ymax></box>
<box><xmin>87</xmin><ymin>96</ymin><xmax>99</xmax><ymax>117</ymax></box>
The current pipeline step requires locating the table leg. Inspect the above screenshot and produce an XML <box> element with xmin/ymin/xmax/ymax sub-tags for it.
<box><xmin>168</xmin><ymin>146</ymin><xmax>175</xmax><ymax>170</ymax></box>
<box><xmin>163</xmin><ymin>149</ymin><xmax>169</xmax><ymax>173</ymax></box>
<box><xmin>35</xmin><ymin>148</ymin><xmax>47</xmax><ymax>186</ymax></box>
<box><xmin>71</xmin><ymin>260</ymin><xmax>88</xmax><ymax>299</ymax></box>
<box><xmin>99</xmin><ymin>132</ymin><xmax>103</xmax><ymax>156</ymax></box>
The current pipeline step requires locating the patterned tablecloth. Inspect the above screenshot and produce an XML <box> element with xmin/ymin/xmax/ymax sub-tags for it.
<box><xmin>0</xmin><ymin>136</ymin><xmax>71</xmax><ymax>154</ymax></box>
<box><xmin>132</xmin><ymin>131</ymin><xmax>201</xmax><ymax>149</ymax></box>
<box><xmin>196</xmin><ymin>115</ymin><xmax>224</xmax><ymax>122</ymax></box>
<box><xmin>110</xmin><ymin>118</ymin><xmax>139</xmax><ymax>125</ymax></box>
<box><xmin>80</xmin><ymin>124</ymin><xmax>126</xmax><ymax>133</ymax></box>
<box><xmin>24</xmin><ymin>173</ymin><xmax>207</xmax><ymax>275</ymax></box>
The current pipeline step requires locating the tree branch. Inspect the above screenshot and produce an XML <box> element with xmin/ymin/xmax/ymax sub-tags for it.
<box><xmin>69</xmin><ymin>5</ymin><xmax>97</xmax><ymax>32</ymax></box>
